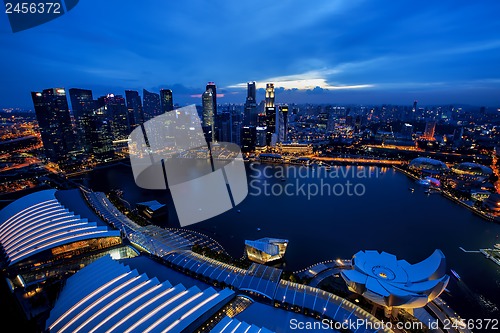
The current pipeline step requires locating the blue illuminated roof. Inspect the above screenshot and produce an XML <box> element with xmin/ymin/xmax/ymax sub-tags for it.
<box><xmin>341</xmin><ymin>250</ymin><xmax>450</xmax><ymax>308</ymax></box>
<box><xmin>46</xmin><ymin>255</ymin><xmax>235</xmax><ymax>333</ymax></box>
<box><xmin>0</xmin><ymin>189</ymin><xmax>120</xmax><ymax>266</ymax></box>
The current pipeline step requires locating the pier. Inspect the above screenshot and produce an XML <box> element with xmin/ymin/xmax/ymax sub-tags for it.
<box><xmin>458</xmin><ymin>246</ymin><xmax>500</xmax><ymax>266</ymax></box>
<box><xmin>459</xmin><ymin>247</ymin><xmax>481</xmax><ymax>253</ymax></box>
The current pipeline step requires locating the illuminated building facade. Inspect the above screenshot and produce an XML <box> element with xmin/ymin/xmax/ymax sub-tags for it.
<box><xmin>142</xmin><ymin>89</ymin><xmax>161</xmax><ymax>121</ymax></box>
<box><xmin>202</xmin><ymin>87</ymin><xmax>215</xmax><ymax>142</ymax></box>
<box><xmin>244</xmin><ymin>81</ymin><xmax>257</xmax><ymax>126</ymax></box>
<box><xmin>103</xmin><ymin>94</ymin><xmax>130</xmax><ymax>140</ymax></box>
<box><xmin>278</xmin><ymin>105</ymin><xmax>289</xmax><ymax>142</ymax></box>
<box><xmin>31</xmin><ymin>88</ymin><xmax>77</xmax><ymax>162</ymax></box>
<box><xmin>125</xmin><ymin>89</ymin><xmax>144</xmax><ymax>127</ymax></box>
<box><xmin>206</xmin><ymin>81</ymin><xmax>217</xmax><ymax>116</ymax></box>
<box><xmin>241</xmin><ymin>126</ymin><xmax>256</xmax><ymax>152</ymax></box>
<box><xmin>265</xmin><ymin>83</ymin><xmax>276</xmax><ymax>146</ymax></box>
<box><xmin>245</xmin><ymin>238</ymin><xmax>288</xmax><ymax>264</ymax></box>
<box><xmin>136</xmin><ymin>200</ymin><xmax>168</xmax><ymax>221</ymax></box>
<box><xmin>69</xmin><ymin>88</ymin><xmax>95</xmax><ymax>152</ymax></box>
<box><xmin>160</xmin><ymin>88</ymin><xmax>174</xmax><ymax>113</ymax></box>
<box><xmin>422</xmin><ymin>121</ymin><xmax>436</xmax><ymax>140</ymax></box>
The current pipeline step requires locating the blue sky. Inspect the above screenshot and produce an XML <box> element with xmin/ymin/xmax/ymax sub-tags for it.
<box><xmin>1</xmin><ymin>0</ymin><xmax>500</xmax><ymax>109</ymax></box>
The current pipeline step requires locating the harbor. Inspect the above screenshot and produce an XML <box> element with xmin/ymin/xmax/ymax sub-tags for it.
<box><xmin>393</xmin><ymin>165</ymin><xmax>500</xmax><ymax>223</ymax></box>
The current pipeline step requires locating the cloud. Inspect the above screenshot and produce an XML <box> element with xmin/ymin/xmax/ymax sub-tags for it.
<box><xmin>228</xmin><ymin>68</ymin><xmax>374</xmax><ymax>91</ymax></box>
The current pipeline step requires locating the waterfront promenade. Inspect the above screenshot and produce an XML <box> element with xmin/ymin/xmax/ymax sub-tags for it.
<box><xmin>393</xmin><ymin>165</ymin><xmax>500</xmax><ymax>223</ymax></box>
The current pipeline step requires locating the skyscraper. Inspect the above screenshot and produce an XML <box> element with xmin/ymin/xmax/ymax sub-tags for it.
<box><xmin>411</xmin><ymin>100</ymin><xmax>418</xmax><ymax>120</ymax></box>
<box><xmin>31</xmin><ymin>88</ymin><xmax>77</xmax><ymax>162</ymax></box>
<box><xmin>241</xmin><ymin>126</ymin><xmax>256</xmax><ymax>152</ymax></box>
<box><xmin>125</xmin><ymin>90</ymin><xmax>144</xmax><ymax>127</ymax></box>
<box><xmin>279</xmin><ymin>105</ymin><xmax>289</xmax><ymax>142</ymax></box>
<box><xmin>160</xmin><ymin>89</ymin><xmax>174</xmax><ymax>113</ymax></box>
<box><xmin>206</xmin><ymin>82</ymin><xmax>217</xmax><ymax>117</ymax></box>
<box><xmin>265</xmin><ymin>83</ymin><xmax>275</xmax><ymax>108</ymax></box>
<box><xmin>143</xmin><ymin>89</ymin><xmax>161</xmax><ymax>121</ymax></box>
<box><xmin>102</xmin><ymin>94</ymin><xmax>129</xmax><ymax>140</ymax></box>
<box><xmin>68</xmin><ymin>88</ymin><xmax>94</xmax><ymax>122</ymax></box>
<box><xmin>423</xmin><ymin>121</ymin><xmax>436</xmax><ymax>140</ymax></box>
<box><xmin>265</xmin><ymin>83</ymin><xmax>276</xmax><ymax>146</ymax></box>
<box><xmin>244</xmin><ymin>81</ymin><xmax>257</xmax><ymax>126</ymax></box>
<box><xmin>215</xmin><ymin>112</ymin><xmax>232</xmax><ymax>142</ymax></box>
<box><xmin>231</xmin><ymin>112</ymin><xmax>243</xmax><ymax>146</ymax></box>
<box><xmin>247</xmin><ymin>81</ymin><xmax>256</xmax><ymax>101</ymax></box>
<box><xmin>202</xmin><ymin>88</ymin><xmax>215</xmax><ymax>142</ymax></box>
<box><xmin>88</xmin><ymin>109</ymin><xmax>114</xmax><ymax>162</ymax></box>
<box><xmin>68</xmin><ymin>88</ymin><xmax>95</xmax><ymax>152</ymax></box>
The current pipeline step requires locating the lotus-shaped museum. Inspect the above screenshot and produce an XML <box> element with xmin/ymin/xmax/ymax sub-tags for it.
<box><xmin>341</xmin><ymin>249</ymin><xmax>450</xmax><ymax>309</ymax></box>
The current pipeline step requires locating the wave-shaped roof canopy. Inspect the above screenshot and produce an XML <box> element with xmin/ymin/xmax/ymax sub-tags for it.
<box><xmin>46</xmin><ymin>255</ymin><xmax>235</xmax><ymax>333</ymax></box>
<box><xmin>0</xmin><ymin>189</ymin><xmax>120</xmax><ymax>266</ymax></box>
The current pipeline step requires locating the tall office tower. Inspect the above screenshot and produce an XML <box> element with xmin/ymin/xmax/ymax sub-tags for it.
<box><xmin>244</xmin><ymin>81</ymin><xmax>257</xmax><ymax>126</ymax></box>
<box><xmin>103</xmin><ymin>94</ymin><xmax>130</xmax><ymax>140</ymax></box>
<box><xmin>206</xmin><ymin>82</ymin><xmax>217</xmax><ymax>117</ymax></box>
<box><xmin>241</xmin><ymin>126</ymin><xmax>256</xmax><ymax>152</ymax></box>
<box><xmin>31</xmin><ymin>88</ymin><xmax>77</xmax><ymax>162</ymax></box>
<box><xmin>264</xmin><ymin>83</ymin><xmax>276</xmax><ymax>146</ymax></box>
<box><xmin>143</xmin><ymin>89</ymin><xmax>161</xmax><ymax>121</ymax></box>
<box><xmin>256</xmin><ymin>126</ymin><xmax>267</xmax><ymax>147</ymax></box>
<box><xmin>160</xmin><ymin>89</ymin><xmax>174</xmax><ymax>113</ymax></box>
<box><xmin>202</xmin><ymin>88</ymin><xmax>215</xmax><ymax>142</ymax></box>
<box><xmin>231</xmin><ymin>112</ymin><xmax>243</xmax><ymax>145</ymax></box>
<box><xmin>265</xmin><ymin>83</ymin><xmax>275</xmax><ymax>108</ymax></box>
<box><xmin>423</xmin><ymin>121</ymin><xmax>436</xmax><ymax>140</ymax></box>
<box><xmin>279</xmin><ymin>105</ymin><xmax>289</xmax><ymax>142</ymax></box>
<box><xmin>68</xmin><ymin>88</ymin><xmax>95</xmax><ymax>152</ymax></box>
<box><xmin>88</xmin><ymin>108</ymin><xmax>114</xmax><ymax>161</ymax></box>
<box><xmin>125</xmin><ymin>90</ymin><xmax>144</xmax><ymax>127</ymax></box>
<box><xmin>411</xmin><ymin>100</ymin><xmax>418</xmax><ymax>120</ymax></box>
<box><xmin>216</xmin><ymin>112</ymin><xmax>232</xmax><ymax>142</ymax></box>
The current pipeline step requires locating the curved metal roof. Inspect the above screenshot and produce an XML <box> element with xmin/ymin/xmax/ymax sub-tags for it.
<box><xmin>46</xmin><ymin>255</ymin><xmax>235</xmax><ymax>333</ymax></box>
<box><xmin>452</xmin><ymin>162</ymin><xmax>492</xmax><ymax>175</ymax></box>
<box><xmin>0</xmin><ymin>189</ymin><xmax>120</xmax><ymax>266</ymax></box>
<box><xmin>210</xmin><ymin>316</ymin><xmax>274</xmax><ymax>333</ymax></box>
<box><xmin>341</xmin><ymin>249</ymin><xmax>449</xmax><ymax>308</ymax></box>
<box><xmin>409</xmin><ymin>157</ymin><xmax>448</xmax><ymax>170</ymax></box>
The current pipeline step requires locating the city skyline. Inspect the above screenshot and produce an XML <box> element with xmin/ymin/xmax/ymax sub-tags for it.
<box><xmin>1</xmin><ymin>1</ymin><xmax>500</xmax><ymax>108</ymax></box>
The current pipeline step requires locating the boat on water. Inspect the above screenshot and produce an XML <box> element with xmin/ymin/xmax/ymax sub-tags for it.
<box><xmin>494</xmin><ymin>243</ymin><xmax>500</xmax><ymax>250</ymax></box>
<box><xmin>409</xmin><ymin>187</ymin><xmax>415</xmax><ymax>192</ymax></box>
<box><xmin>450</xmin><ymin>269</ymin><xmax>461</xmax><ymax>280</ymax></box>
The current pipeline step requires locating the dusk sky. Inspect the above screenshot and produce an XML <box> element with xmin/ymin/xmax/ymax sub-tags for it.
<box><xmin>1</xmin><ymin>0</ymin><xmax>500</xmax><ymax>109</ymax></box>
